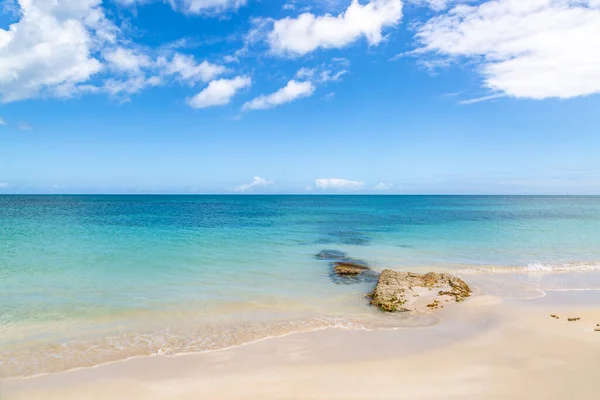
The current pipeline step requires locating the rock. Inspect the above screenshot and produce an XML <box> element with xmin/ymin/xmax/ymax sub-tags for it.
<box><xmin>426</xmin><ymin>299</ymin><xmax>441</xmax><ymax>309</ymax></box>
<box><xmin>369</xmin><ymin>270</ymin><xmax>472</xmax><ymax>312</ymax></box>
<box><xmin>333</xmin><ymin>261</ymin><xmax>370</xmax><ymax>275</ymax></box>
<box><xmin>315</xmin><ymin>249</ymin><xmax>348</xmax><ymax>260</ymax></box>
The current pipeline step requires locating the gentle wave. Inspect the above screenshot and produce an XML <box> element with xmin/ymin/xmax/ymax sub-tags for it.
<box><xmin>459</xmin><ymin>262</ymin><xmax>600</xmax><ymax>275</ymax></box>
<box><xmin>0</xmin><ymin>313</ymin><xmax>437</xmax><ymax>379</ymax></box>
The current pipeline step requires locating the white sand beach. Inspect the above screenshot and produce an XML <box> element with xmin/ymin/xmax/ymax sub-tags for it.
<box><xmin>4</xmin><ymin>290</ymin><xmax>600</xmax><ymax>400</ymax></box>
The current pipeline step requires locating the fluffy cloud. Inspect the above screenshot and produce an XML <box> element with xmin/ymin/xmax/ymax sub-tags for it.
<box><xmin>315</xmin><ymin>178</ymin><xmax>365</xmax><ymax>190</ymax></box>
<box><xmin>184</xmin><ymin>0</ymin><xmax>247</xmax><ymax>14</ymax></box>
<box><xmin>407</xmin><ymin>0</ymin><xmax>475</xmax><ymax>11</ymax></box>
<box><xmin>295</xmin><ymin>58</ymin><xmax>350</xmax><ymax>83</ymax></box>
<box><xmin>103</xmin><ymin>47</ymin><xmax>152</xmax><ymax>73</ymax></box>
<box><xmin>0</xmin><ymin>182</ymin><xmax>10</xmax><ymax>188</ymax></box>
<box><xmin>0</xmin><ymin>0</ymin><xmax>115</xmax><ymax>103</ymax></box>
<box><xmin>101</xmin><ymin>76</ymin><xmax>162</xmax><ymax>97</ymax></box>
<box><xmin>0</xmin><ymin>117</ymin><xmax>6</xmax><ymax>125</ymax></box>
<box><xmin>414</xmin><ymin>0</ymin><xmax>600</xmax><ymax>99</ymax></box>
<box><xmin>267</xmin><ymin>0</ymin><xmax>403</xmax><ymax>56</ymax></box>
<box><xmin>96</xmin><ymin>52</ymin><xmax>228</xmax><ymax>99</ymax></box>
<box><xmin>0</xmin><ymin>1</ymin><xmax>231</xmax><ymax>103</ymax></box>
<box><xmin>419</xmin><ymin>0</ymin><xmax>451</xmax><ymax>9</ymax></box>
<box><xmin>158</xmin><ymin>54</ymin><xmax>227</xmax><ymax>84</ymax></box>
<box><xmin>242</xmin><ymin>80</ymin><xmax>315</xmax><ymax>110</ymax></box>
<box><xmin>118</xmin><ymin>0</ymin><xmax>247</xmax><ymax>14</ymax></box>
<box><xmin>187</xmin><ymin>76</ymin><xmax>252</xmax><ymax>108</ymax></box>
<box><xmin>234</xmin><ymin>176</ymin><xmax>274</xmax><ymax>192</ymax></box>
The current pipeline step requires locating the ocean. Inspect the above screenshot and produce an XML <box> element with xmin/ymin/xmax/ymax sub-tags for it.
<box><xmin>2</xmin><ymin>195</ymin><xmax>600</xmax><ymax>377</ymax></box>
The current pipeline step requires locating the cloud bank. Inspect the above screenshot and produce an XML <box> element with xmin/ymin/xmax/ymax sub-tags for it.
<box><xmin>315</xmin><ymin>178</ymin><xmax>365</xmax><ymax>190</ymax></box>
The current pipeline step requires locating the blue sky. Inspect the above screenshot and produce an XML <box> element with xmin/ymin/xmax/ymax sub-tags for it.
<box><xmin>1</xmin><ymin>0</ymin><xmax>600</xmax><ymax>194</ymax></box>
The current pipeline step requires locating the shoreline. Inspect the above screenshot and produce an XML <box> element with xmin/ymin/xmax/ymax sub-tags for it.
<box><xmin>4</xmin><ymin>291</ymin><xmax>600</xmax><ymax>399</ymax></box>
<box><xmin>3</xmin><ymin>270</ymin><xmax>600</xmax><ymax>380</ymax></box>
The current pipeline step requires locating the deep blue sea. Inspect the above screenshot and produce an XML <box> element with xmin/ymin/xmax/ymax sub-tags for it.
<box><xmin>2</xmin><ymin>195</ymin><xmax>600</xmax><ymax>377</ymax></box>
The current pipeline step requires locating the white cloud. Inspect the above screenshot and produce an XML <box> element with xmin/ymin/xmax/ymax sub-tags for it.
<box><xmin>315</xmin><ymin>178</ymin><xmax>365</xmax><ymax>190</ymax></box>
<box><xmin>102</xmin><ymin>75</ymin><xmax>162</xmax><ymax>97</ymax></box>
<box><xmin>118</xmin><ymin>0</ymin><xmax>247</xmax><ymax>14</ymax></box>
<box><xmin>0</xmin><ymin>117</ymin><xmax>6</xmax><ymax>125</ymax></box>
<box><xmin>267</xmin><ymin>0</ymin><xmax>403</xmax><ymax>56</ymax></box>
<box><xmin>183</xmin><ymin>0</ymin><xmax>247</xmax><ymax>14</ymax></box>
<box><xmin>234</xmin><ymin>176</ymin><xmax>274</xmax><ymax>192</ymax></box>
<box><xmin>374</xmin><ymin>182</ymin><xmax>394</xmax><ymax>190</ymax></box>
<box><xmin>103</xmin><ymin>47</ymin><xmax>151</xmax><ymax>73</ymax></box>
<box><xmin>420</xmin><ymin>0</ymin><xmax>451</xmax><ymax>10</ymax></box>
<box><xmin>187</xmin><ymin>76</ymin><xmax>252</xmax><ymax>109</ymax></box>
<box><xmin>158</xmin><ymin>54</ymin><xmax>228</xmax><ymax>84</ymax></box>
<box><xmin>92</xmin><ymin>52</ymin><xmax>227</xmax><ymax>100</ymax></box>
<box><xmin>0</xmin><ymin>182</ymin><xmax>10</xmax><ymax>188</ymax></box>
<box><xmin>414</xmin><ymin>0</ymin><xmax>600</xmax><ymax>99</ymax></box>
<box><xmin>0</xmin><ymin>0</ymin><xmax>116</xmax><ymax>103</ymax></box>
<box><xmin>242</xmin><ymin>80</ymin><xmax>315</xmax><ymax>111</ymax></box>
<box><xmin>408</xmin><ymin>0</ymin><xmax>473</xmax><ymax>11</ymax></box>
<box><xmin>295</xmin><ymin>58</ymin><xmax>349</xmax><ymax>83</ymax></box>
<box><xmin>0</xmin><ymin>2</ymin><xmax>232</xmax><ymax>104</ymax></box>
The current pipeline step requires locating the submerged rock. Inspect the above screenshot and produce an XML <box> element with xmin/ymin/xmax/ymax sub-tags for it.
<box><xmin>333</xmin><ymin>261</ymin><xmax>370</xmax><ymax>275</ymax></box>
<box><xmin>316</xmin><ymin>249</ymin><xmax>375</xmax><ymax>284</ymax></box>
<box><xmin>369</xmin><ymin>270</ymin><xmax>472</xmax><ymax>312</ymax></box>
<box><xmin>326</xmin><ymin>230</ymin><xmax>372</xmax><ymax>246</ymax></box>
<box><xmin>315</xmin><ymin>249</ymin><xmax>348</xmax><ymax>260</ymax></box>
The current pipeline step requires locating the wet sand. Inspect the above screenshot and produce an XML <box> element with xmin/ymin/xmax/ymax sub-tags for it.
<box><xmin>3</xmin><ymin>290</ymin><xmax>600</xmax><ymax>400</ymax></box>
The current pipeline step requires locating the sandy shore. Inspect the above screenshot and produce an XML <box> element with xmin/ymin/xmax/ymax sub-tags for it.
<box><xmin>3</xmin><ymin>290</ymin><xmax>600</xmax><ymax>400</ymax></box>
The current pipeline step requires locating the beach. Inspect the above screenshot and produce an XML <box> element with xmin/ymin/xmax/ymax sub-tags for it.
<box><xmin>2</xmin><ymin>195</ymin><xmax>600</xmax><ymax>398</ymax></box>
<box><xmin>4</xmin><ymin>290</ymin><xmax>600</xmax><ymax>399</ymax></box>
<box><xmin>3</xmin><ymin>0</ymin><xmax>599</xmax><ymax>395</ymax></box>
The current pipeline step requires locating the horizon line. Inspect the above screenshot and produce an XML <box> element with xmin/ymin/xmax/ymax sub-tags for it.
<box><xmin>2</xmin><ymin>193</ymin><xmax>600</xmax><ymax>196</ymax></box>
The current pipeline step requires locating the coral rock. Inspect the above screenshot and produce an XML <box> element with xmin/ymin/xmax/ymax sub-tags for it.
<box><xmin>333</xmin><ymin>262</ymin><xmax>370</xmax><ymax>275</ymax></box>
<box><xmin>369</xmin><ymin>269</ymin><xmax>472</xmax><ymax>312</ymax></box>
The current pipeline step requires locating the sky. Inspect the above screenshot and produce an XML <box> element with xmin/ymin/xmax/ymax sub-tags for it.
<box><xmin>1</xmin><ymin>0</ymin><xmax>600</xmax><ymax>194</ymax></box>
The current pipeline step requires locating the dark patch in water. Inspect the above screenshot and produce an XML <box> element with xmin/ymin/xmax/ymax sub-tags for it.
<box><xmin>316</xmin><ymin>249</ymin><xmax>374</xmax><ymax>284</ymax></box>
<box><xmin>326</xmin><ymin>230</ymin><xmax>372</xmax><ymax>246</ymax></box>
<box><xmin>314</xmin><ymin>238</ymin><xmax>336</xmax><ymax>245</ymax></box>
<box><xmin>315</xmin><ymin>249</ymin><xmax>348</xmax><ymax>260</ymax></box>
<box><xmin>328</xmin><ymin>269</ymin><xmax>379</xmax><ymax>285</ymax></box>
<box><xmin>397</xmin><ymin>244</ymin><xmax>414</xmax><ymax>249</ymax></box>
<box><xmin>331</xmin><ymin>258</ymin><xmax>369</xmax><ymax>267</ymax></box>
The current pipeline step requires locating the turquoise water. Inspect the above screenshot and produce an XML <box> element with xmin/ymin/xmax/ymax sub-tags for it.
<box><xmin>2</xmin><ymin>195</ymin><xmax>600</xmax><ymax>376</ymax></box>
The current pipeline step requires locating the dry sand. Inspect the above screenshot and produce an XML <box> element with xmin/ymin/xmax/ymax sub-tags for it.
<box><xmin>3</xmin><ymin>291</ymin><xmax>600</xmax><ymax>400</ymax></box>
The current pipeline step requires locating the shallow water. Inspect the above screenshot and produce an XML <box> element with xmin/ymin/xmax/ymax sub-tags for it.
<box><xmin>2</xmin><ymin>195</ymin><xmax>600</xmax><ymax>377</ymax></box>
